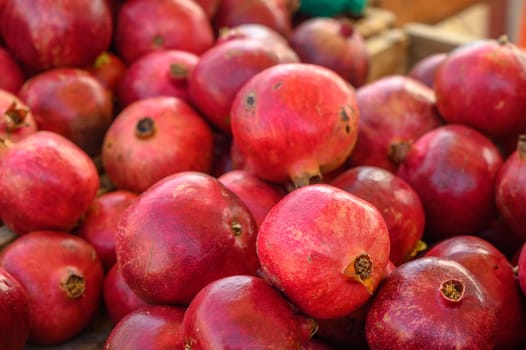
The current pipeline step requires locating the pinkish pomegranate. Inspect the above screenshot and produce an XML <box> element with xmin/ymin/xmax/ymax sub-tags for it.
<box><xmin>102</xmin><ymin>96</ymin><xmax>214</xmax><ymax>193</ymax></box>
<box><xmin>366</xmin><ymin>256</ymin><xmax>498</xmax><ymax>349</ymax></box>
<box><xmin>289</xmin><ymin>17</ymin><xmax>369</xmax><ymax>88</ymax></box>
<box><xmin>87</xmin><ymin>51</ymin><xmax>127</xmax><ymax>94</ymax></box>
<box><xmin>425</xmin><ymin>235</ymin><xmax>526</xmax><ymax>349</ymax></box>
<box><xmin>230</xmin><ymin>63</ymin><xmax>359</xmax><ymax>188</ymax></box>
<box><xmin>183</xmin><ymin>275</ymin><xmax>316</xmax><ymax>349</ymax></box>
<box><xmin>0</xmin><ymin>230</ymin><xmax>104</xmax><ymax>345</ymax></box>
<box><xmin>18</xmin><ymin>68</ymin><xmax>113</xmax><ymax>157</ymax></box>
<box><xmin>188</xmin><ymin>38</ymin><xmax>282</xmax><ymax>133</ymax></box>
<box><xmin>1</xmin><ymin>0</ymin><xmax>112</xmax><ymax>71</ymax></box>
<box><xmin>0</xmin><ymin>267</ymin><xmax>31</xmax><ymax>350</ymax></box>
<box><xmin>257</xmin><ymin>184</ymin><xmax>390</xmax><ymax>319</ymax></box>
<box><xmin>218</xmin><ymin>169</ymin><xmax>286</xmax><ymax>227</ymax></box>
<box><xmin>103</xmin><ymin>264</ymin><xmax>149</xmax><ymax>325</ymax></box>
<box><xmin>0</xmin><ymin>131</ymin><xmax>99</xmax><ymax>235</ymax></box>
<box><xmin>0</xmin><ymin>46</ymin><xmax>24</xmax><ymax>93</ymax></box>
<box><xmin>407</xmin><ymin>52</ymin><xmax>447</xmax><ymax>88</ymax></box>
<box><xmin>396</xmin><ymin>124</ymin><xmax>503</xmax><ymax>242</ymax></box>
<box><xmin>114</xmin><ymin>0</ymin><xmax>214</xmax><ymax>63</ymax></box>
<box><xmin>76</xmin><ymin>190</ymin><xmax>138</xmax><ymax>271</ymax></box>
<box><xmin>116</xmin><ymin>172</ymin><xmax>259</xmax><ymax>305</ymax></box>
<box><xmin>495</xmin><ymin>135</ymin><xmax>526</xmax><ymax>240</ymax></box>
<box><xmin>347</xmin><ymin>75</ymin><xmax>443</xmax><ymax>173</ymax></box>
<box><xmin>434</xmin><ymin>37</ymin><xmax>526</xmax><ymax>141</ymax></box>
<box><xmin>192</xmin><ymin>0</ymin><xmax>219</xmax><ymax>18</ymax></box>
<box><xmin>331</xmin><ymin>165</ymin><xmax>425</xmax><ymax>266</ymax></box>
<box><xmin>117</xmin><ymin>50</ymin><xmax>198</xmax><ymax>109</ymax></box>
<box><xmin>104</xmin><ymin>305</ymin><xmax>186</xmax><ymax>349</ymax></box>
<box><xmin>518</xmin><ymin>243</ymin><xmax>526</xmax><ymax>296</ymax></box>
<box><xmin>0</xmin><ymin>89</ymin><xmax>37</xmax><ymax>142</ymax></box>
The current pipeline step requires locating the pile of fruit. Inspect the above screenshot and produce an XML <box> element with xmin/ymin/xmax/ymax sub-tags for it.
<box><xmin>0</xmin><ymin>0</ymin><xmax>525</xmax><ymax>349</ymax></box>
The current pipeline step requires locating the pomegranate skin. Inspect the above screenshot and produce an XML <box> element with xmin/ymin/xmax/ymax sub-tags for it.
<box><xmin>0</xmin><ymin>267</ymin><xmax>31</xmax><ymax>350</ymax></box>
<box><xmin>331</xmin><ymin>166</ymin><xmax>425</xmax><ymax>266</ymax></box>
<box><xmin>425</xmin><ymin>235</ymin><xmax>526</xmax><ymax>349</ymax></box>
<box><xmin>348</xmin><ymin>75</ymin><xmax>443</xmax><ymax>173</ymax></box>
<box><xmin>104</xmin><ymin>305</ymin><xmax>185</xmax><ymax>349</ymax></box>
<box><xmin>434</xmin><ymin>38</ymin><xmax>526</xmax><ymax>140</ymax></box>
<box><xmin>87</xmin><ymin>51</ymin><xmax>127</xmax><ymax>94</ymax></box>
<box><xmin>366</xmin><ymin>257</ymin><xmax>497</xmax><ymax>350</ymax></box>
<box><xmin>0</xmin><ymin>131</ymin><xmax>100</xmax><ymax>235</ymax></box>
<box><xmin>1</xmin><ymin>0</ymin><xmax>112</xmax><ymax>71</ymax></box>
<box><xmin>192</xmin><ymin>0</ymin><xmax>219</xmax><ymax>18</ymax></box>
<box><xmin>0</xmin><ymin>89</ymin><xmax>37</xmax><ymax>142</ymax></box>
<box><xmin>0</xmin><ymin>47</ymin><xmax>24</xmax><ymax>93</ymax></box>
<box><xmin>116</xmin><ymin>171</ymin><xmax>259</xmax><ymax>305</ymax></box>
<box><xmin>114</xmin><ymin>0</ymin><xmax>214</xmax><ymax>63</ymax></box>
<box><xmin>257</xmin><ymin>184</ymin><xmax>391</xmax><ymax>319</ymax></box>
<box><xmin>188</xmin><ymin>38</ymin><xmax>282</xmax><ymax>133</ymax></box>
<box><xmin>101</xmin><ymin>96</ymin><xmax>214</xmax><ymax>193</ymax></box>
<box><xmin>407</xmin><ymin>52</ymin><xmax>447</xmax><ymax>88</ymax></box>
<box><xmin>231</xmin><ymin>63</ymin><xmax>359</xmax><ymax>188</ymax></box>
<box><xmin>518</xmin><ymin>243</ymin><xmax>526</xmax><ymax>296</ymax></box>
<box><xmin>0</xmin><ymin>231</ymin><xmax>104</xmax><ymax>345</ymax></box>
<box><xmin>183</xmin><ymin>275</ymin><xmax>316</xmax><ymax>349</ymax></box>
<box><xmin>396</xmin><ymin>124</ymin><xmax>503</xmax><ymax>242</ymax></box>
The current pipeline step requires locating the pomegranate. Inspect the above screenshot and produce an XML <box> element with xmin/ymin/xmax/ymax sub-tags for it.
<box><xmin>365</xmin><ymin>256</ymin><xmax>498</xmax><ymax>349</ymax></box>
<box><xmin>183</xmin><ymin>275</ymin><xmax>316</xmax><ymax>349</ymax></box>
<box><xmin>104</xmin><ymin>305</ymin><xmax>186</xmax><ymax>349</ymax></box>
<box><xmin>76</xmin><ymin>190</ymin><xmax>138</xmax><ymax>271</ymax></box>
<box><xmin>102</xmin><ymin>96</ymin><xmax>214</xmax><ymax>193</ymax></box>
<box><xmin>0</xmin><ymin>46</ymin><xmax>24</xmax><ymax>93</ymax></box>
<box><xmin>407</xmin><ymin>52</ymin><xmax>447</xmax><ymax>88</ymax></box>
<box><xmin>331</xmin><ymin>166</ymin><xmax>425</xmax><ymax>266</ymax></box>
<box><xmin>347</xmin><ymin>75</ymin><xmax>443</xmax><ymax>173</ymax></box>
<box><xmin>114</xmin><ymin>0</ymin><xmax>214</xmax><ymax>63</ymax></box>
<box><xmin>191</xmin><ymin>0</ymin><xmax>219</xmax><ymax>18</ymax></box>
<box><xmin>476</xmin><ymin>216</ymin><xmax>524</xmax><ymax>260</ymax></box>
<box><xmin>188</xmin><ymin>38</ymin><xmax>282</xmax><ymax>133</ymax></box>
<box><xmin>18</xmin><ymin>68</ymin><xmax>113</xmax><ymax>157</ymax></box>
<box><xmin>289</xmin><ymin>17</ymin><xmax>369</xmax><ymax>88</ymax></box>
<box><xmin>230</xmin><ymin>63</ymin><xmax>359</xmax><ymax>188</ymax></box>
<box><xmin>87</xmin><ymin>51</ymin><xmax>127</xmax><ymax>94</ymax></box>
<box><xmin>495</xmin><ymin>135</ymin><xmax>526</xmax><ymax>240</ymax></box>
<box><xmin>117</xmin><ymin>49</ymin><xmax>199</xmax><ymax>109</ymax></box>
<box><xmin>0</xmin><ymin>230</ymin><xmax>104</xmax><ymax>345</ymax></box>
<box><xmin>0</xmin><ymin>89</ymin><xmax>37</xmax><ymax>142</ymax></box>
<box><xmin>0</xmin><ymin>267</ymin><xmax>31</xmax><ymax>350</ymax></box>
<box><xmin>115</xmin><ymin>171</ymin><xmax>259</xmax><ymax>305</ymax></box>
<box><xmin>518</xmin><ymin>243</ymin><xmax>526</xmax><ymax>296</ymax></box>
<box><xmin>257</xmin><ymin>184</ymin><xmax>390</xmax><ymax>319</ymax></box>
<box><xmin>396</xmin><ymin>124</ymin><xmax>503</xmax><ymax>242</ymax></box>
<box><xmin>434</xmin><ymin>36</ymin><xmax>526</xmax><ymax>140</ymax></box>
<box><xmin>0</xmin><ymin>131</ymin><xmax>99</xmax><ymax>235</ymax></box>
<box><xmin>425</xmin><ymin>235</ymin><xmax>526</xmax><ymax>349</ymax></box>
<box><xmin>1</xmin><ymin>0</ymin><xmax>112</xmax><ymax>71</ymax></box>
<box><xmin>218</xmin><ymin>169</ymin><xmax>286</xmax><ymax>227</ymax></box>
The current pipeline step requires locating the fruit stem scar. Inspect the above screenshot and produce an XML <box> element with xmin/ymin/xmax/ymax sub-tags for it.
<box><xmin>61</xmin><ymin>272</ymin><xmax>86</xmax><ymax>299</ymax></box>
<box><xmin>342</xmin><ymin>253</ymin><xmax>375</xmax><ymax>294</ymax></box>
<box><xmin>440</xmin><ymin>278</ymin><xmax>465</xmax><ymax>302</ymax></box>
<box><xmin>245</xmin><ymin>93</ymin><xmax>255</xmax><ymax>107</ymax></box>
<box><xmin>136</xmin><ymin>117</ymin><xmax>156</xmax><ymax>138</ymax></box>
<box><xmin>231</xmin><ymin>221</ymin><xmax>242</xmax><ymax>236</ymax></box>
<box><xmin>4</xmin><ymin>101</ymin><xmax>29</xmax><ymax>131</ymax></box>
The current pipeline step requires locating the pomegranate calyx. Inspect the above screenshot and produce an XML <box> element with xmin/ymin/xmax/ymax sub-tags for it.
<box><xmin>61</xmin><ymin>272</ymin><xmax>86</xmax><ymax>299</ymax></box>
<box><xmin>135</xmin><ymin>117</ymin><xmax>156</xmax><ymax>139</ymax></box>
<box><xmin>169</xmin><ymin>64</ymin><xmax>188</xmax><ymax>82</ymax></box>
<box><xmin>497</xmin><ymin>34</ymin><xmax>509</xmax><ymax>46</ymax></box>
<box><xmin>3</xmin><ymin>101</ymin><xmax>29</xmax><ymax>132</ymax></box>
<box><xmin>339</xmin><ymin>19</ymin><xmax>354</xmax><ymax>38</ymax></box>
<box><xmin>231</xmin><ymin>221</ymin><xmax>243</xmax><ymax>236</ymax></box>
<box><xmin>439</xmin><ymin>278</ymin><xmax>465</xmax><ymax>303</ymax></box>
<box><xmin>342</xmin><ymin>253</ymin><xmax>375</xmax><ymax>294</ymax></box>
<box><xmin>388</xmin><ymin>139</ymin><xmax>412</xmax><ymax>165</ymax></box>
<box><xmin>518</xmin><ymin>134</ymin><xmax>526</xmax><ymax>159</ymax></box>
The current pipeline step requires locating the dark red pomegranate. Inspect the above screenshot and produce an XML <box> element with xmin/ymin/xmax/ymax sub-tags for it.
<box><xmin>434</xmin><ymin>37</ymin><xmax>526</xmax><ymax>141</ymax></box>
<box><xmin>257</xmin><ymin>184</ymin><xmax>390</xmax><ymax>319</ymax></box>
<box><xmin>396</xmin><ymin>124</ymin><xmax>503</xmax><ymax>242</ymax></box>
<box><xmin>102</xmin><ymin>96</ymin><xmax>214</xmax><ymax>193</ymax></box>
<box><xmin>0</xmin><ymin>230</ymin><xmax>104</xmax><ymax>345</ymax></box>
<box><xmin>1</xmin><ymin>0</ymin><xmax>112</xmax><ymax>71</ymax></box>
<box><xmin>183</xmin><ymin>275</ymin><xmax>316</xmax><ymax>349</ymax></box>
<box><xmin>407</xmin><ymin>52</ymin><xmax>447</xmax><ymax>88</ymax></box>
<box><xmin>518</xmin><ymin>243</ymin><xmax>526</xmax><ymax>296</ymax></box>
<box><xmin>188</xmin><ymin>38</ymin><xmax>282</xmax><ymax>133</ymax></box>
<box><xmin>114</xmin><ymin>0</ymin><xmax>214</xmax><ymax>63</ymax></box>
<box><xmin>87</xmin><ymin>51</ymin><xmax>127</xmax><ymax>94</ymax></box>
<box><xmin>0</xmin><ymin>267</ymin><xmax>31</xmax><ymax>350</ymax></box>
<box><xmin>289</xmin><ymin>17</ymin><xmax>369</xmax><ymax>88</ymax></box>
<box><xmin>104</xmin><ymin>305</ymin><xmax>186</xmax><ymax>349</ymax></box>
<box><xmin>0</xmin><ymin>46</ymin><xmax>24</xmax><ymax>93</ymax></box>
<box><xmin>230</xmin><ymin>63</ymin><xmax>359</xmax><ymax>188</ymax></box>
<box><xmin>476</xmin><ymin>216</ymin><xmax>524</xmax><ymax>260</ymax></box>
<box><xmin>0</xmin><ymin>89</ymin><xmax>37</xmax><ymax>142</ymax></box>
<box><xmin>18</xmin><ymin>68</ymin><xmax>113</xmax><ymax>157</ymax></box>
<box><xmin>116</xmin><ymin>172</ymin><xmax>260</xmax><ymax>305</ymax></box>
<box><xmin>0</xmin><ymin>131</ymin><xmax>99</xmax><ymax>235</ymax></box>
<box><xmin>365</xmin><ymin>256</ymin><xmax>498</xmax><ymax>350</ymax></box>
<box><xmin>347</xmin><ymin>75</ymin><xmax>443</xmax><ymax>173</ymax></box>
<box><xmin>331</xmin><ymin>165</ymin><xmax>425</xmax><ymax>266</ymax></box>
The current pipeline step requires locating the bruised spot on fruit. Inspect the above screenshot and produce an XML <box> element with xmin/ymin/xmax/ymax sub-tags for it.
<box><xmin>388</xmin><ymin>139</ymin><xmax>412</xmax><ymax>165</ymax></box>
<box><xmin>245</xmin><ymin>93</ymin><xmax>256</xmax><ymax>108</ymax></box>
<box><xmin>342</xmin><ymin>253</ymin><xmax>375</xmax><ymax>294</ymax></box>
<box><xmin>340</xmin><ymin>106</ymin><xmax>350</xmax><ymax>122</ymax></box>
<box><xmin>135</xmin><ymin>117</ymin><xmax>156</xmax><ymax>139</ymax></box>
<box><xmin>345</xmin><ymin>125</ymin><xmax>351</xmax><ymax>134</ymax></box>
<box><xmin>440</xmin><ymin>278</ymin><xmax>465</xmax><ymax>302</ymax></box>
<box><xmin>272</xmin><ymin>82</ymin><xmax>282</xmax><ymax>90</ymax></box>
<box><xmin>3</xmin><ymin>101</ymin><xmax>29</xmax><ymax>132</ymax></box>
<box><xmin>231</xmin><ymin>221</ymin><xmax>243</xmax><ymax>236</ymax></box>
<box><xmin>152</xmin><ymin>34</ymin><xmax>164</xmax><ymax>47</ymax></box>
<box><xmin>61</xmin><ymin>272</ymin><xmax>86</xmax><ymax>299</ymax></box>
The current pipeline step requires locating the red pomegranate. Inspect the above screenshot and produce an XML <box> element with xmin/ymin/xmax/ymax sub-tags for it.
<box><xmin>257</xmin><ymin>184</ymin><xmax>391</xmax><ymax>319</ymax></box>
<box><xmin>0</xmin><ymin>46</ymin><xmax>24</xmax><ymax>93</ymax></box>
<box><xmin>365</xmin><ymin>257</ymin><xmax>498</xmax><ymax>350</ymax></box>
<box><xmin>0</xmin><ymin>89</ymin><xmax>37</xmax><ymax>142</ymax></box>
<box><xmin>0</xmin><ymin>231</ymin><xmax>104</xmax><ymax>345</ymax></box>
<box><xmin>230</xmin><ymin>63</ymin><xmax>359</xmax><ymax>188</ymax></box>
<box><xmin>0</xmin><ymin>131</ymin><xmax>99</xmax><ymax>235</ymax></box>
<box><xmin>434</xmin><ymin>37</ymin><xmax>526</xmax><ymax>141</ymax></box>
<box><xmin>1</xmin><ymin>0</ymin><xmax>112</xmax><ymax>71</ymax></box>
<box><xmin>115</xmin><ymin>172</ymin><xmax>259</xmax><ymax>305</ymax></box>
<box><xmin>183</xmin><ymin>275</ymin><xmax>316</xmax><ymax>349</ymax></box>
<box><xmin>347</xmin><ymin>75</ymin><xmax>443</xmax><ymax>173</ymax></box>
<box><xmin>518</xmin><ymin>243</ymin><xmax>526</xmax><ymax>296</ymax></box>
<box><xmin>87</xmin><ymin>51</ymin><xmax>127</xmax><ymax>94</ymax></box>
<box><xmin>114</xmin><ymin>0</ymin><xmax>214</xmax><ymax>63</ymax></box>
<box><xmin>102</xmin><ymin>96</ymin><xmax>214</xmax><ymax>193</ymax></box>
<box><xmin>407</xmin><ymin>52</ymin><xmax>447</xmax><ymax>88</ymax></box>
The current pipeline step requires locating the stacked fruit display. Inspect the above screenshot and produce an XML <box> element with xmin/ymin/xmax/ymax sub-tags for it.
<box><xmin>0</xmin><ymin>0</ymin><xmax>525</xmax><ymax>349</ymax></box>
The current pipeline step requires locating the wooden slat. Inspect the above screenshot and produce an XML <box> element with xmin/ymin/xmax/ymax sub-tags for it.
<box><xmin>355</xmin><ymin>7</ymin><xmax>396</xmax><ymax>39</ymax></box>
<box><xmin>366</xmin><ymin>27</ymin><xmax>409</xmax><ymax>82</ymax></box>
